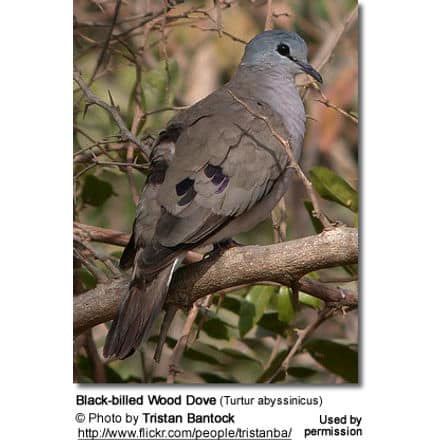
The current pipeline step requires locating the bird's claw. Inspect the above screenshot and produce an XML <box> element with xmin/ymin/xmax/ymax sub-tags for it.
<box><xmin>203</xmin><ymin>239</ymin><xmax>244</xmax><ymax>260</ymax></box>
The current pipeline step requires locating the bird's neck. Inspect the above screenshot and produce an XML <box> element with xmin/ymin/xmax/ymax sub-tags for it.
<box><xmin>230</xmin><ymin>65</ymin><xmax>306</xmax><ymax>159</ymax></box>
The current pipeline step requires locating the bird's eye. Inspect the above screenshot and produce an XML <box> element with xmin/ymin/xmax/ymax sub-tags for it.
<box><xmin>276</xmin><ymin>43</ymin><xmax>290</xmax><ymax>57</ymax></box>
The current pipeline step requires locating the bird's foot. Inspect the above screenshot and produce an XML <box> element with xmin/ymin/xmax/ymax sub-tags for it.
<box><xmin>203</xmin><ymin>239</ymin><xmax>243</xmax><ymax>260</ymax></box>
<box><xmin>323</xmin><ymin>220</ymin><xmax>345</xmax><ymax>232</ymax></box>
<box><xmin>218</xmin><ymin>238</ymin><xmax>244</xmax><ymax>249</ymax></box>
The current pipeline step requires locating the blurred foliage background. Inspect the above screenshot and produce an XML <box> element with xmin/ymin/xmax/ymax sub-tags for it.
<box><xmin>73</xmin><ymin>0</ymin><xmax>358</xmax><ymax>384</ymax></box>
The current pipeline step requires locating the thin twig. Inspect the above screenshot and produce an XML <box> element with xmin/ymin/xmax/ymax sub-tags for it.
<box><xmin>74</xmin><ymin>238</ymin><xmax>121</xmax><ymax>277</ymax></box>
<box><xmin>266</xmin><ymin>306</ymin><xmax>332</xmax><ymax>382</ymax></box>
<box><xmin>75</xmin><ymin>11</ymin><xmax>159</xmax><ymax>28</ymax></box>
<box><xmin>193</xmin><ymin>294</ymin><xmax>215</xmax><ymax>341</ymax></box>
<box><xmin>300</xmin><ymin>5</ymin><xmax>359</xmax><ymax>99</ymax></box>
<box><xmin>214</xmin><ymin>0</ymin><xmax>223</xmax><ymax>37</ymax></box>
<box><xmin>189</xmin><ymin>25</ymin><xmax>247</xmax><ymax>44</ymax></box>
<box><xmin>73</xmin><ymin>69</ymin><xmax>149</xmax><ymax>157</ymax></box>
<box><xmin>73</xmin><ymin>138</ymin><xmax>125</xmax><ymax>162</ymax></box>
<box><xmin>73</xmin><ymin>247</ymin><xmax>108</xmax><ymax>284</ymax></box>
<box><xmin>113</xmin><ymin>3</ymin><xmax>177</xmax><ymax>39</ymax></box>
<box><xmin>266</xmin><ymin>334</ymin><xmax>282</xmax><ymax>369</ymax></box>
<box><xmin>74</xmin><ymin>163</ymin><xmax>97</xmax><ymax>180</ymax></box>
<box><xmin>166</xmin><ymin>293</ymin><xmax>213</xmax><ymax>383</ymax></box>
<box><xmin>314</xmin><ymin>94</ymin><xmax>359</xmax><ymax>124</ymax></box>
<box><xmin>166</xmin><ymin>303</ymin><xmax>199</xmax><ymax>383</ymax></box>
<box><xmin>312</xmin><ymin>5</ymin><xmax>358</xmax><ymax>72</ymax></box>
<box><xmin>87</xmin><ymin>0</ymin><xmax>123</xmax><ymax>89</ymax></box>
<box><xmin>123</xmin><ymin>4</ymin><xmax>167</xmax><ymax>205</ymax></box>
<box><xmin>81</xmin><ymin>159</ymin><xmax>149</xmax><ymax>170</ymax></box>
<box><xmin>271</xmin><ymin>196</ymin><xmax>287</xmax><ymax>243</ymax></box>
<box><xmin>73</xmin><ymin>222</ymin><xmax>203</xmax><ymax>265</ymax></box>
<box><xmin>139</xmin><ymin>347</ymin><xmax>152</xmax><ymax>383</ymax></box>
<box><xmin>73</xmin><ymin>222</ymin><xmax>130</xmax><ymax>247</ymax></box>
<box><xmin>264</xmin><ymin>0</ymin><xmax>273</xmax><ymax>31</ymax></box>
<box><xmin>84</xmin><ymin>329</ymin><xmax>107</xmax><ymax>383</ymax></box>
<box><xmin>143</xmin><ymin>105</ymin><xmax>188</xmax><ymax>117</ymax></box>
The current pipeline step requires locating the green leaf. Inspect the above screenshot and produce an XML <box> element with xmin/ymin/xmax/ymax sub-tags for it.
<box><xmin>305</xmin><ymin>339</ymin><xmax>358</xmax><ymax>383</ymax></box>
<box><xmin>111</xmin><ymin>250</ymin><xmax>123</xmax><ymax>260</ymax></box>
<box><xmin>257</xmin><ymin>312</ymin><xmax>289</xmax><ymax>336</ymax></box>
<box><xmin>238</xmin><ymin>285</ymin><xmax>275</xmax><ymax>337</ymax></box>
<box><xmin>152</xmin><ymin>376</ymin><xmax>167</xmax><ymax>383</ymax></box>
<box><xmin>220</xmin><ymin>348</ymin><xmax>258</xmax><ymax>362</ymax></box>
<box><xmin>343</xmin><ymin>264</ymin><xmax>358</xmax><ymax>276</ymax></box>
<box><xmin>239</xmin><ymin>301</ymin><xmax>257</xmax><ymax>337</ymax></box>
<box><xmin>75</xmin><ymin>267</ymin><xmax>97</xmax><ymax>290</ymax></box>
<box><xmin>76</xmin><ymin>355</ymin><xmax>93</xmax><ymax>381</ymax></box>
<box><xmin>215</xmin><ymin>295</ymin><xmax>242</xmax><ymax>315</ymax></box>
<box><xmin>81</xmin><ymin>175</ymin><xmax>116</xmax><ymax>207</ymax></box>
<box><xmin>277</xmin><ymin>287</ymin><xmax>296</xmax><ymax>322</ymax></box>
<box><xmin>303</xmin><ymin>200</ymin><xmax>324</xmax><ymax>233</ymax></box>
<box><xmin>247</xmin><ymin>285</ymin><xmax>276</xmax><ymax>320</ymax></box>
<box><xmin>121</xmin><ymin>375</ymin><xmax>142</xmax><ymax>383</ymax></box>
<box><xmin>149</xmin><ymin>335</ymin><xmax>176</xmax><ymax>349</ymax></box>
<box><xmin>198</xmin><ymin>372</ymin><xmax>236</xmax><ymax>383</ymax></box>
<box><xmin>299</xmin><ymin>292</ymin><xmax>323</xmax><ymax>309</ymax></box>
<box><xmin>287</xmin><ymin>366</ymin><xmax>318</xmax><ymax>378</ymax></box>
<box><xmin>309</xmin><ymin>166</ymin><xmax>358</xmax><ymax>212</ymax></box>
<box><xmin>184</xmin><ymin>347</ymin><xmax>221</xmax><ymax>365</ymax></box>
<box><xmin>77</xmin><ymin>355</ymin><xmax>130</xmax><ymax>383</ymax></box>
<box><xmin>200</xmin><ymin>317</ymin><xmax>230</xmax><ymax>340</ymax></box>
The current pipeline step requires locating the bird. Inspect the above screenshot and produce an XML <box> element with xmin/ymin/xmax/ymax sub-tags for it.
<box><xmin>103</xmin><ymin>30</ymin><xmax>322</xmax><ymax>361</ymax></box>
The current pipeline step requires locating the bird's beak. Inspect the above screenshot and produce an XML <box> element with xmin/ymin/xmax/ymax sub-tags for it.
<box><xmin>297</xmin><ymin>60</ymin><xmax>323</xmax><ymax>84</ymax></box>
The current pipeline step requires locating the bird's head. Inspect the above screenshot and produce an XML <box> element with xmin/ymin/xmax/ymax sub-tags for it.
<box><xmin>241</xmin><ymin>30</ymin><xmax>322</xmax><ymax>83</ymax></box>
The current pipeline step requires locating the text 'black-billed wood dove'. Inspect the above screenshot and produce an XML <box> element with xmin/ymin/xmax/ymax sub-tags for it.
<box><xmin>103</xmin><ymin>30</ymin><xmax>322</xmax><ymax>360</ymax></box>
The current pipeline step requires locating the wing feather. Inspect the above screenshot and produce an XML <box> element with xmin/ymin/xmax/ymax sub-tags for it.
<box><xmin>130</xmin><ymin>88</ymin><xmax>291</xmax><ymax>265</ymax></box>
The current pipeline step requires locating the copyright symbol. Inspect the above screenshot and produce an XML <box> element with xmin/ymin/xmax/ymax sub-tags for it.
<box><xmin>76</xmin><ymin>413</ymin><xmax>86</xmax><ymax>423</ymax></box>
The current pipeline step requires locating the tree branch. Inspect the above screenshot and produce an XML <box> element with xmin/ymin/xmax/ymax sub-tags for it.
<box><xmin>86</xmin><ymin>0</ymin><xmax>123</xmax><ymax>89</ymax></box>
<box><xmin>311</xmin><ymin>4</ymin><xmax>358</xmax><ymax>72</ymax></box>
<box><xmin>73</xmin><ymin>221</ymin><xmax>202</xmax><ymax>264</ymax></box>
<box><xmin>73</xmin><ymin>221</ymin><xmax>130</xmax><ymax>247</ymax></box>
<box><xmin>73</xmin><ymin>227</ymin><xmax>358</xmax><ymax>335</ymax></box>
<box><xmin>73</xmin><ymin>69</ymin><xmax>149</xmax><ymax>157</ymax></box>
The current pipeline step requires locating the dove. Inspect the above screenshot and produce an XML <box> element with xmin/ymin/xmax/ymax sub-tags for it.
<box><xmin>103</xmin><ymin>30</ymin><xmax>322</xmax><ymax>360</ymax></box>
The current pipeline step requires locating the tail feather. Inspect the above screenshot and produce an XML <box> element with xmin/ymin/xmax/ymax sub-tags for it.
<box><xmin>103</xmin><ymin>261</ymin><xmax>176</xmax><ymax>360</ymax></box>
<box><xmin>154</xmin><ymin>304</ymin><xmax>178</xmax><ymax>362</ymax></box>
<box><xmin>119</xmin><ymin>231</ymin><xmax>136</xmax><ymax>269</ymax></box>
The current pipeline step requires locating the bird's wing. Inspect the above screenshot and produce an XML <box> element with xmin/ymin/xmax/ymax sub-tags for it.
<box><xmin>136</xmin><ymin>90</ymin><xmax>290</xmax><ymax>270</ymax></box>
<box><xmin>119</xmin><ymin>126</ymin><xmax>178</xmax><ymax>269</ymax></box>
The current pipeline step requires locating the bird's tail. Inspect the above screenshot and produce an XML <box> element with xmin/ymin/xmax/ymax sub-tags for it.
<box><xmin>103</xmin><ymin>256</ymin><xmax>179</xmax><ymax>360</ymax></box>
